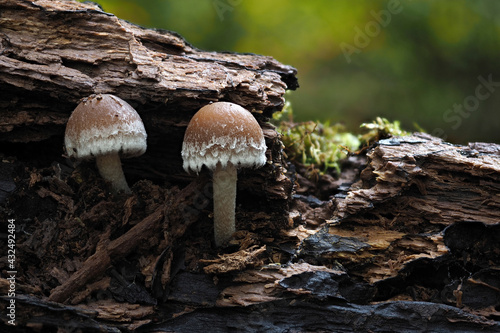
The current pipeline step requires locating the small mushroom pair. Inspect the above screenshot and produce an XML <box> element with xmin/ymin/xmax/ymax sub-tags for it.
<box><xmin>65</xmin><ymin>96</ymin><xmax>266</xmax><ymax>247</ymax></box>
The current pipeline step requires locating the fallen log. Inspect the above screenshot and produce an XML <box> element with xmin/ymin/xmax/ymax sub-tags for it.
<box><xmin>0</xmin><ymin>0</ymin><xmax>297</xmax><ymax>184</ymax></box>
<box><xmin>323</xmin><ymin>134</ymin><xmax>500</xmax><ymax>284</ymax></box>
<box><xmin>3</xmin><ymin>132</ymin><xmax>500</xmax><ymax>331</ymax></box>
<box><xmin>1</xmin><ymin>0</ymin><xmax>500</xmax><ymax>331</ymax></box>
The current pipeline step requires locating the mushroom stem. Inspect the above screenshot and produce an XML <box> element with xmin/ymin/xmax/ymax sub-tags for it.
<box><xmin>95</xmin><ymin>153</ymin><xmax>131</xmax><ymax>194</ymax></box>
<box><xmin>212</xmin><ymin>162</ymin><xmax>237</xmax><ymax>246</ymax></box>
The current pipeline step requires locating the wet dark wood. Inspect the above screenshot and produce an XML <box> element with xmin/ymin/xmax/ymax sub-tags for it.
<box><xmin>1</xmin><ymin>133</ymin><xmax>500</xmax><ymax>331</ymax></box>
<box><xmin>324</xmin><ymin>133</ymin><xmax>500</xmax><ymax>284</ymax></box>
<box><xmin>48</xmin><ymin>206</ymin><xmax>165</xmax><ymax>303</ymax></box>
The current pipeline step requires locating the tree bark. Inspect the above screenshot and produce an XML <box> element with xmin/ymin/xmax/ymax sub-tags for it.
<box><xmin>0</xmin><ymin>0</ymin><xmax>297</xmax><ymax>182</ymax></box>
<box><xmin>303</xmin><ymin>134</ymin><xmax>500</xmax><ymax>286</ymax></box>
<box><xmin>0</xmin><ymin>0</ymin><xmax>297</xmax><ymax>141</ymax></box>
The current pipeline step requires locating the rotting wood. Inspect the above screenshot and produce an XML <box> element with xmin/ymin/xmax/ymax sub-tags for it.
<box><xmin>0</xmin><ymin>0</ymin><xmax>297</xmax><ymax>143</ymax></box>
<box><xmin>298</xmin><ymin>133</ymin><xmax>500</xmax><ymax>286</ymax></box>
<box><xmin>1</xmin><ymin>0</ymin><xmax>500</xmax><ymax>331</ymax></box>
<box><xmin>2</xmin><ymin>133</ymin><xmax>500</xmax><ymax>331</ymax></box>
<box><xmin>48</xmin><ymin>205</ymin><xmax>165</xmax><ymax>303</ymax></box>
<box><xmin>200</xmin><ymin>245</ymin><xmax>267</xmax><ymax>275</ymax></box>
<box><xmin>0</xmin><ymin>0</ymin><xmax>295</xmax><ymax>236</ymax></box>
<box><xmin>0</xmin><ymin>0</ymin><xmax>298</xmax><ymax>198</ymax></box>
<box><xmin>47</xmin><ymin>175</ymin><xmax>213</xmax><ymax>304</ymax></box>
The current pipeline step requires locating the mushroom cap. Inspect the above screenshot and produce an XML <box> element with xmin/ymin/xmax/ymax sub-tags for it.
<box><xmin>65</xmin><ymin>94</ymin><xmax>147</xmax><ymax>160</ymax></box>
<box><xmin>181</xmin><ymin>102</ymin><xmax>267</xmax><ymax>173</ymax></box>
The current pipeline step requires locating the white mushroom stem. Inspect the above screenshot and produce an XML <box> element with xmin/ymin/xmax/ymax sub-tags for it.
<box><xmin>95</xmin><ymin>153</ymin><xmax>131</xmax><ymax>194</ymax></box>
<box><xmin>212</xmin><ymin>162</ymin><xmax>237</xmax><ymax>247</ymax></box>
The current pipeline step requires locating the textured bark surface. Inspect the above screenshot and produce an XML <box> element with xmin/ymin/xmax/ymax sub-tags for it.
<box><xmin>0</xmin><ymin>0</ymin><xmax>297</xmax><ymax>181</ymax></box>
<box><xmin>0</xmin><ymin>0</ymin><xmax>295</xmax><ymax>225</ymax></box>
<box><xmin>0</xmin><ymin>0</ymin><xmax>297</xmax><ymax>134</ymax></box>
<box><xmin>2</xmin><ymin>133</ymin><xmax>500</xmax><ymax>332</ymax></box>
<box><xmin>325</xmin><ymin>133</ymin><xmax>500</xmax><ymax>283</ymax></box>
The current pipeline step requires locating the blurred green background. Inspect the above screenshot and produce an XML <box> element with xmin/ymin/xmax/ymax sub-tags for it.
<box><xmin>87</xmin><ymin>0</ymin><xmax>500</xmax><ymax>143</ymax></box>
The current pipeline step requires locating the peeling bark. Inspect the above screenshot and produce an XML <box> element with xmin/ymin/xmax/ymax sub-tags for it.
<box><xmin>2</xmin><ymin>133</ymin><xmax>500</xmax><ymax>331</ymax></box>
<box><xmin>0</xmin><ymin>0</ymin><xmax>297</xmax><ymax>190</ymax></box>
<box><xmin>0</xmin><ymin>0</ymin><xmax>297</xmax><ymax>141</ymax></box>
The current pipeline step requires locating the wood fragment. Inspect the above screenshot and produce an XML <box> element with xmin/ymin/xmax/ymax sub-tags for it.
<box><xmin>321</xmin><ymin>134</ymin><xmax>500</xmax><ymax>284</ymax></box>
<box><xmin>48</xmin><ymin>207</ymin><xmax>164</xmax><ymax>303</ymax></box>
<box><xmin>200</xmin><ymin>245</ymin><xmax>267</xmax><ymax>274</ymax></box>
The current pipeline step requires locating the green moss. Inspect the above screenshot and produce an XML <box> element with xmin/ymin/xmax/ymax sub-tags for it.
<box><xmin>274</xmin><ymin>102</ymin><xmax>410</xmax><ymax>178</ymax></box>
<box><xmin>358</xmin><ymin>117</ymin><xmax>409</xmax><ymax>147</ymax></box>
<box><xmin>274</xmin><ymin>101</ymin><xmax>359</xmax><ymax>175</ymax></box>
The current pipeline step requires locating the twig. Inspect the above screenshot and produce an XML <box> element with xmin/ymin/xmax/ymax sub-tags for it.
<box><xmin>48</xmin><ymin>207</ymin><xmax>164</xmax><ymax>303</ymax></box>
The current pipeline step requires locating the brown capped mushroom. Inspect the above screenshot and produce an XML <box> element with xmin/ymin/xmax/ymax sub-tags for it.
<box><xmin>65</xmin><ymin>94</ymin><xmax>147</xmax><ymax>194</ymax></box>
<box><xmin>181</xmin><ymin>102</ymin><xmax>267</xmax><ymax>246</ymax></box>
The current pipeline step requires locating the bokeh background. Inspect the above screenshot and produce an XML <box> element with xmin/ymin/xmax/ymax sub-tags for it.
<box><xmin>86</xmin><ymin>0</ymin><xmax>500</xmax><ymax>143</ymax></box>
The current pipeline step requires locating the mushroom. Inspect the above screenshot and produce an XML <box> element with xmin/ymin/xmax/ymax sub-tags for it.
<box><xmin>181</xmin><ymin>102</ymin><xmax>267</xmax><ymax>247</ymax></box>
<box><xmin>64</xmin><ymin>94</ymin><xmax>147</xmax><ymax>194</ymax></box>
